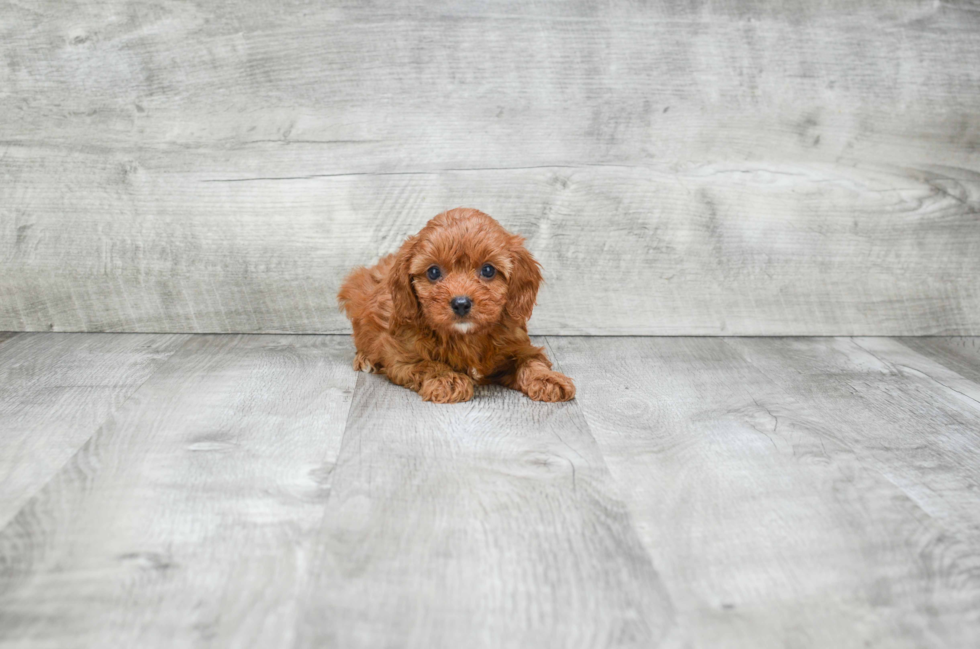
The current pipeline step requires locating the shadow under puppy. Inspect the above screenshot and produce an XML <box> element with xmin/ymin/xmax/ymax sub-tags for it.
<box><xmin>338</xmin><ymin>208</ymin><xmax>575</xmax><ymax>403</ymax></box>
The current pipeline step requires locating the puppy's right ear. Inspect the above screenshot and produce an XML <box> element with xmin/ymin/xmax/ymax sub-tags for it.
<box><xmin>386</xmin><ymin>235</ymin><xmax>420</xmax><ymax>327</ymax></box>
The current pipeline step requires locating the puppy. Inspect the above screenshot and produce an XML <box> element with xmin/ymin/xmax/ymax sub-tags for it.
<box><xmin>338</xmin><ymin>208</ymin><xmax>575</xmax><ymax>404</ymax></box>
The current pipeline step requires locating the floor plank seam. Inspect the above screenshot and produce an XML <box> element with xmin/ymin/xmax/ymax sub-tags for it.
<box><xmin>542</xmin><ymin>336</ymin><xmax>679</xmax><ymax>613</ymax></box>
<box><xmin>287</xmin><ymin>368</ymin><xmax>363</xmax><ymax>649</ymax></box>
<box><xmin>858</xmin><ymin>338</ymin><xmax>980</xmax><ymax>410</ymax></box>
<box><xmin>722</xmin><ymin>337</ymin><xmax>965</xmax><ymax>532</ymax></box>
<box><xmin>0</xmin><ymin>334</ymin><xmax>192</xmax><ymax>536</ymax></box>
<box><xmin>543</xmin><ymin>335</ymin><xmax>636</xmax><ymax>485</ymax></box>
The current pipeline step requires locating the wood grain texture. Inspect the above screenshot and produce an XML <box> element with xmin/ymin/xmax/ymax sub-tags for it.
<box><xmin>0</xmin><ymin>335</ymin><xmax>357</xmax><ymax>648</ymax></box>
<box><xmin>2</xmin><ymin>161</ymin><xmax>979</xmax><ymax>335</ymax></box>
<box><xmin>2</xmin><ymin>0</ymin><xmax>980</xmax><ymax>334</ymax></box>
<box><xmin>730</xmin><ymin>337</ymin><xmax>980</xmax><ymax>545</ymax></box>
<box><xmin>549</xmin><ymin>336</ymin><xmax>980</xmax><ymax>648</ymax></box>
<box><xmin>3</xmin><ymin>333</ymin><xmax>980</xmax><ymax>646</ymax></box>
<box><xmin>859</xmin><ymin>337</ymin><xmax>980</xmax><ymax>408</ymax></box>
<box><xmin>3</xmin><ymin>1</ymin><xmax>979</xmax><ymax>166</ymax></box>
<box><xmin>727</xmin><ymin>337</ymin><xmax>980</xmax><ymax>645</ymax></box>
<box><xmin>896</xmin><ymin>337</ymin><xmax>980</xmax><ymax>387</ymax></box>
<box><xmin>0</xmin><ymin>333</ymin><xmax>187</xmax><ymax>528</ymax></box>
<box><xmin>298</xmin><ymin>357</ymin><xmax>672</xmax><ymax>648</ymax></box>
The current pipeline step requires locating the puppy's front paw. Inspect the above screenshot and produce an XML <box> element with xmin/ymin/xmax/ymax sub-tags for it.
<box><xmin>419</xmin><ymin>373</ymin><xmax>474</xmax><ymax>404</ymax></box>
<box><xmin>523</xmin><ymin>370</ymin><xmax>576</xmax><ymax>402</ymax></box>
<box><xmin>353</xmin><ymin>352</ymin><xmax>377</xmax><ymax>373</ymax></box>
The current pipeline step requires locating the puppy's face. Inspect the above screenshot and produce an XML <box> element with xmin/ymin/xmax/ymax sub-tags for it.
<box><xmin>389</xmin><ymin>209</ymin><xmax>542</xmax><ymax>335</ymax></box>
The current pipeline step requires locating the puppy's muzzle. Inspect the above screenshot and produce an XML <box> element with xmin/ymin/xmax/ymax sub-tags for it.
<box><xmin>450</xmin><ymin>296</ymin><xmax>472</xmax><ymax>317</ymax></box>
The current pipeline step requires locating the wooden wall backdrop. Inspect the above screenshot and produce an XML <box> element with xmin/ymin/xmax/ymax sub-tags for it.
<box><xmin>1</xmin><ymin>0</ymin><xmax>979</xmax><ymax>335</ymax></box>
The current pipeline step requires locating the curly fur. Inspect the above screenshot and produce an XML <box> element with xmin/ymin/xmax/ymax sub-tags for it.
<box><xmin>338</xmin><ymin>208</ymin><xmax>575</xmax><ymax>403</ymax></box>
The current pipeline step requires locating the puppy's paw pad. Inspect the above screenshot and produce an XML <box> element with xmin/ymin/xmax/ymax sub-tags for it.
<box><xmin>353</xmin><ymin>352</ymin><xmax>376</xmax><ymax>373</ymax></box>
<box><xmin>420</xmin><ymin>373</ymin><xmax>474</xmax><ymax>404</ymax></box>
<box><xmin>524</xmin><ymin>371</ymin><xmax>576</xmax><ymax>402</ymax></box>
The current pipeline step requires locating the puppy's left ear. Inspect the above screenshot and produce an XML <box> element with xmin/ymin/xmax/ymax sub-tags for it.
<box><xmin>505</xmin><ymin>236</ymin><xmax>543</xmax><ymax>323</ymax></box>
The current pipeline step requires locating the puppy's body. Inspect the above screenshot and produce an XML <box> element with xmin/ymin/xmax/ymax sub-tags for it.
<box><xmin>338</xmin><ymin>208</ymin><xmax>575</xmax><ymax>403</ymax></box>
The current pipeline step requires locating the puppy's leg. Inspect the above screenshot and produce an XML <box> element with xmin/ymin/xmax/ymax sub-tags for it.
<box><xmin>386</xmin><ymin>359</ymin><xmax>474</xmax><ymax>404</ymax></box>
<box><xmin>502</xmin><ymin>346</ymin><xmax>575</xmax><ymax>402</ymax></box>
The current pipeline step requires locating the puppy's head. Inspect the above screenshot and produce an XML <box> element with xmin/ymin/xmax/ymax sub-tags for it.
<box><xmin>387</xmin><ymin>208</ymin><xmax>542</xmax><ymax>335</ymax></box>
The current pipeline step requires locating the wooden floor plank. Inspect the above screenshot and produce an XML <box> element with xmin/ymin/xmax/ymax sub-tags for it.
<box><xmin>297</xmin><ymin>354</ymin><xmax>672</xmax><ymax>648</ymax></box>
<box><xmin>895</xmin><ymin>337</ymin><xmax>980</xmax><ymax>388</ymax></box>
<box><xmin>0</xmin><ymin>335</ymin><xmax>357</xmax><ymax>648</ymax></box>
<box><xmin>856</xmin><ymin>337</ymin><xmax>980</xmax><ymax>410</ymax></box>
<box><xmin>0</xmin><ymin>333</ymin><xmax>188</xmax><ymax>528</ymax></box>
<box><xmin>731</xmin><ymin>338</ymin><xmax>980</xmax><ymax>543</ymax></box>
<box><xmin>727</xmin><ymin>337</ymin><xmax>980</xmax><ymax>644</ymax></box>
<box><xmin>549</xmin><ymin>336</ymin><xmax>980</xmax><ymax>649</ymax></box>
<box><xmin>5</xmin><ymin>334</ymin><xmax>980</xmax><ymax>647</ymax></box>
<box><xmin>0</xmin><ymin>333</ymin><xmax>17</xmax><ymax>347</ymax></box>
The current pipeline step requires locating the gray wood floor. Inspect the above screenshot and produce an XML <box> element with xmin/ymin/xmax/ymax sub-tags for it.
<box><xmin>1</xmin><ymin>333</ymin><xmax>979</xmax><ymax>648</ymax></box>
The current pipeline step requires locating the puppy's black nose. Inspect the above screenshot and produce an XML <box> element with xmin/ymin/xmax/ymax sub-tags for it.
<box><xmin>450</xmin><ymin>296</ymin><xmax>472</xmax><ymax>317</ymax></box>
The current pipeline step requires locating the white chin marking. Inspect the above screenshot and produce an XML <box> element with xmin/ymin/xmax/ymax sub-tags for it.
<box><xmin>453</xmin><ymin>322</ymin><xmax>474</xmax><ymax>334</ymax></box>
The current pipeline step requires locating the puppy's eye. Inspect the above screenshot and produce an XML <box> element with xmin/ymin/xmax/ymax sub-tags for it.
<box><xmin>426</xmin><ymin>266</ymin><xmax>442</xmax><ymax>281</ymax></box>
<box><xmin>480</xmin><ymin>263</ymin><xmax>496</xmax><ymax>279</ymax></box>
